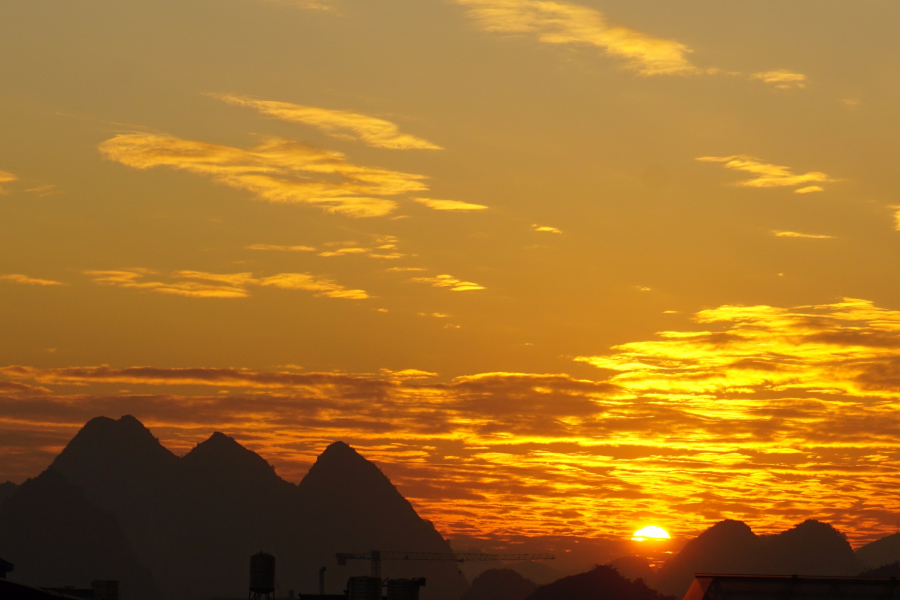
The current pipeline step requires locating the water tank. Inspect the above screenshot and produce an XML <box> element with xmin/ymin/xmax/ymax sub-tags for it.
<box><xmin>386</xmin><ymin>578</ymin><xmax>425</xmax><ymax>600</ymax></box>
<box><xmin>348</xmin><ymin>576</ymin><xmax>382</xmax><ymax>600</ymax></box>
<box><xmin>250</xmin><ymin>552</ymin><xmax>276</xmax><ymax>593</ymax></box>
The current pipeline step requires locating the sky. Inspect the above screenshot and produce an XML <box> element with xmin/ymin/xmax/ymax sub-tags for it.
<box><xmin>3</xmin><ymin>0</ymin><xmax>900</xmax><ymax>557</ymax></box>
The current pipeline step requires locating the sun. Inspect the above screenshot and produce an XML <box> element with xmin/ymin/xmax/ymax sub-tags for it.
<box><xmin>632</xmin><ymin>526</ymin><xmax>670</xmax><ymax>541</ymax></box>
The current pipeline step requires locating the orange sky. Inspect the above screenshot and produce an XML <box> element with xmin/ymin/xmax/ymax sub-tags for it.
<box><xmin>3</xmin><ymin>0</ymin><xmax>900</xmax><ymax>551</ymax></box>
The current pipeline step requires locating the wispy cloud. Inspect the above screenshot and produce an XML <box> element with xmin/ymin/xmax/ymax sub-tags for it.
<box><xmin>532</xmin><ymin>224</ymin><xmax>562</xmax><ymax>233</ymax></box>
<box><xmin>0</xmin><ymin>170</ymin><xmax>16</xmax><ymax>193</ymax></box>
<box><xmin>246</xmin><ymin>244</ymin><xmax>317</xmax><ymax>252</ymax></box>
<box><xmin>697</xmin><ymin>155</ymin><xmax>834</xmax><ymax>193</ymax></box>
<box><xmin>1</xmin><ymin>274</ymin><xmax>64</xmax><ymax>286</ymax></box>
<box><xmin>411</xmin><ymin>274</ymin><xmax>485</xmax><ymax>291</ymax></box>
<box><xmin>455</xmin><ymin>0</ymin><xmax>704</xmax><ymax>76</ymax></box>
<box><xmin>751</xmin><ymin>70</ymin><xmax>807</xmax><ymax>90</ymax></box>
<box><xmin>99</xmin><ymin>132</ymin><xmax>429</xmax><ymax>217</ymax></box>
<box><xmin>24</xmin><ymin>185</ymin><xmax>58</xmax><ymax>197</ymax></box>
<box><xmin>317</xmin><ymin>236</ymin><xmax>404</xmax><ymax>259</ymax></box>
<box><xmin>773</xmin><ymin>230</ymin><xmax>834</xmax><ymax>239</ymax></box>
<box><xmin>85</xmin><ymin>268</ymin><xmax>367</xmax><ymax>299</ymax></box>
<box><xmin>86</xmin><ymin>269</ymin><xmax>249</xmax><ymax>298</ymax></box>
<box><xmin>414</xmin><ymin>198</ymin><xmax>488</xmax><ymax>211</ymax></box>
<box><xmin>212</xmin><ymin>95</ymin><xmax>441</xmax><ymax>150</ymax></box>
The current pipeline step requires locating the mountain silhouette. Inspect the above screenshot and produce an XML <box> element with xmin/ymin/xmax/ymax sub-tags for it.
<box><xmin>606</xmin><ymin>556</ymin><xmax>654</xmax><ymax>583</ymax></box>
<box><xmin>859</xmin><ymin>561</ymin><xmax>900</xmax><ymax>577</ymax></box>
<box><xmin>0</xmin><ymin>469</ymin><xmax>158</xmax><ymax>600</ymax></box>
<box><xmin>525</xmin><ymin>565</ymin><xmax>675</xmax><ymax>600</ymax></box>
<box><xmin>291</xmin><ymin>441</ymin><xmax>468</xmax><ymax>599</ymax></box>
<box><xmin>654</xmin><ymin>520</ymin><xmax>761</xmax><ymax>597</ymax></box>
<box><xmin>654</xmin><ymin>519</ymin><xmax>861</xmax><ymax>598</ymax></box>
<box><xmin>0</xmin><ymin>416</ymin><xmax>466</xmax><ymax>600</ymax></box>
<box><xmin>856</xmin><ymin>532</ymin><xmax>900</xmax><ymax>570</ymax></box>
<box><xmin>461</xmin><ymin>569</ymin><xmax>537</xmax><ymax>600</ymax></box>
<box><xmin>755</xmin><ymin>520</ymin><xmax>859</xmax><ymax>575</ymax></box>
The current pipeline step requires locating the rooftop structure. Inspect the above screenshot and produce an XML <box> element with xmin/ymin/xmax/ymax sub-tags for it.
<box><xmin>1</xmin><ymin>557</ymin><xmax>13</xmax><ymax>579</ymax></box>
<box><xmin>684</xmin><ymin>574</ymin><xmax>900</xmax><ymax>600</ymax></box>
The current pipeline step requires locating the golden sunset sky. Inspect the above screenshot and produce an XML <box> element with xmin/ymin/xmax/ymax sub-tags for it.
<box><xmin>3</xmin><ymin>0</ymin><xmax>900</xmax><ymax>554</ymax></box>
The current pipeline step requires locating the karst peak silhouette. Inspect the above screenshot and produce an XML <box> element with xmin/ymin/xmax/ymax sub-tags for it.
<box><xmin>0</xmin><ymin>416</ymin><xmax>465</xmax><ymax>600</ymax></box>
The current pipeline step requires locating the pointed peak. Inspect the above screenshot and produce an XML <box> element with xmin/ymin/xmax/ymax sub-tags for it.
<box><xmin>182</xmin><ymin>432</ymin><xmax>280</xmax><ymax>482</ymax></box>
<box><xmin>187</xmin><ymin>431</ymin><xmax>254</xmax><ymax>456</ymax></box>
<box><xmin>51</xmin><ymin>415</ymin><xmax>176</xmax><ymax>474</ymax></box>
<box><xmin>321</xmin><ymin>441</ymin><xmax>358</xmax><ymax>457</ymax></box>
<box><xmin>310</xmin><ymin>441</ymin><xmax>378</xmax><ymax>474</ymax></box>
<box><xmin>205</xmin><ymin>431</ymin><xmax>242</xmax><ymax>447</ymax></box>
<box><xmin>299</xmin><ymin>440</ymin><xmax>411</xmax><ymax>511</ymax></box>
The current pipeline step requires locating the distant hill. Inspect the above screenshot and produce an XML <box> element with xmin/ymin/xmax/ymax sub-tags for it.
<box><xmin>462</xmin><ymin>569</ymin><xmax>537</xmax><ymax>600</ymax></box>
<box><xmin>0</xmin><ymin>469</ymin><xmax>158</xmax><ymax>600</ymax></box>
<box><xmin>654</xmin><ymin>520</ymin><xmax>761</xmax><ymax>597</ymax></box>
<box><xmin>755</xmin><ymin>520</ymin><xmax>858</xmax><ymax>576</ymax></box>
<box><xmin>526</xmin><ymin>565</ymin><xmax>675</xmax><ymax>600</ymax></box>
<box><xmin>0</xmin><ymin>416</ymin><xmax>467</xmax><ymax>600</ymax></box>
<box><xmin>859</xmin><ymin>561</ymin><xmax>900</xmax><ymax>577</ymax></box>
<box><xmin>606</xmin><ymin>556</ymin><xmax>654</xmax><ymax>583</ymax></box>
<box><xmin>856</xmin><ymin>533</ymin><xmax>900</xmax><ymax>570</ymax></box>
<box><xmin>654</xmin><ymin>519</ymin><xmax>860</xmax><ymax>598</ymax></box>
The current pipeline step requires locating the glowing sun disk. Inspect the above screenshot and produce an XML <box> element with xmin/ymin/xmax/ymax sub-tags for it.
<box><xmin>632</xmin><ymin>525</ymin><xmax>670</xmax><ymax>541</ymax></box>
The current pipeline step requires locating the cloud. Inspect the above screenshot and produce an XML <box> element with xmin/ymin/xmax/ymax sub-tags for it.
<box><xmin>85</xmin><ymin>268</ymin><xmax>367</xmax><ymax>300</ymax></box>
<box><xmin>576</xmin><ymin>298</ymin><xmax>900</xmax><ymax>400</ymax></box>
<box><xmin>99</xmin><ymin>132</ymin><xmax>430</xmax><ymax>217</ymax></box>
<box><xmin>24</xmin><ymin>185</ymin><xmax>57</xmax><ymax>197</ymax></box>
<box><xmin>411</xmin><ymin>274</ymin><xmax>486</xmax><ymax>291</ymax></box>
<box><xmin>1</xmin><ymin>274</ymin><xmax>64</xmax><ymax>286</ymax></box>
<box><xmin>256</xmin><ymin>273</ymin><xmax>368</xmax><ymax>299</ymax></box>
<box><xmin>0</xmin><ymin>170</ymin><xmax>16</xmax><ymax>193</ymax></box>
<box><xmin>414</xmin><ymin>198</ymin><xmax>488</xmax><ymax>211</ymax></box>
<box><xmin>751</xmin><ymin>70</ymin><xmax>807</xmax><ymax>90</ymax></box>
<box><xmin>246</xmin><ymin>244</ymin><xmax>317</xmax><ymax>252</ymax></box>
<box><xmin>773</xmin><ymin>231</ymin><xmax>834</xmax><ymax>239</ymax></box>
<box><xmin>212</xmin><ymin>95</ymin><xmax>441</xmax><ymax>150</ymax></box>
<box><xmin>697</xmin><ymin>155</ymin><xmax>834</xmax><ymax>192</ymax></box>
<box><xmin>794</xmin><ymin>186</ymin><xmax>824</xmax><ymax>194</ymax></box>
<box><xmin>455</xmin><ymin>0</ymin><xmax>704</xmax><ymax>76</ymax></box>
<box><xmin>10</xmin><ymin>297</ymin><xmax>900</xmax><ymax>544</ymax></box>
<box><xmin>532</xmin><ymin>224</ymin><xmax>562</xmax><ymax>233</ymax></box>
<box><xmin>317</xmin><ymin>236</ymin><xmax>404</xmax><ymax>260</ymax></box>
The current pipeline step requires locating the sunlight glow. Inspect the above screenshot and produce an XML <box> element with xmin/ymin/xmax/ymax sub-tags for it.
<box><xmin>632</xmin><ymin>526</ymin><xmax>670</xmax><ymax>541</ymax></box>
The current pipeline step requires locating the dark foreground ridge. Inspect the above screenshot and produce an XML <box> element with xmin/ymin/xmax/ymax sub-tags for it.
<box><xmin>0</xmin><ymin>416</ymin><xmax>466</xmax><ymax>600</ymax></box>
<box><xmin>525</xmin><ymin>565</ymin><xmax>676</xmax><ymax>600</ymax></box>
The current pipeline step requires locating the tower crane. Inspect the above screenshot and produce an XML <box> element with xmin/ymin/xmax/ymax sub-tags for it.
<box><xmin>336</xmin><ymin>550</ymin><xmax>555</xmax><ymax>579</ymax></box>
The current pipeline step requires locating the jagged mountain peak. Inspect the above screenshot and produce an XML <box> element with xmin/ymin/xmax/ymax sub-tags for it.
<box><xmin>182</xmin><ymin>431</ymin><xmax>281</xmax><ymax>483</ymax></box>
<box><xmin>301</xmin><ymin>441</ymin><xmax>399</xmax><ymax>492</ymax></box>
<box><xmin>50</xmin><ymin>415</ymin><xmax>177</xmax><ymax>476</ymax></box>
<box><xmin>319</xmin><ymin>440</ymin><xmax>359</xmax><ymax>458</ymax></box>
